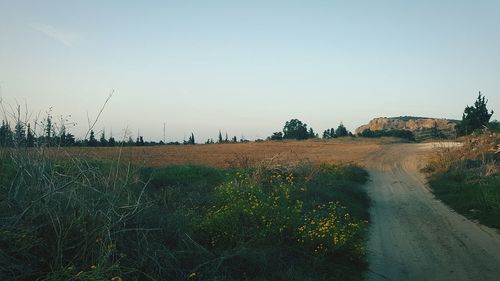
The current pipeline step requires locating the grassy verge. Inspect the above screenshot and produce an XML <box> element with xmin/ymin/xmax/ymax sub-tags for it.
<box><xmin>425</xmin><ymin>134</ymin><xmax>500</xmax><ymax>230</ymax></box>
<box><xmin>1</xmin><ymin>148</ymin><xmax>370</xmax><ymax>280</ymax></box>
<box><xmin>428</xmin><ymin>169</ymin><xmax>500</xmax><ymax>229</ymax></box>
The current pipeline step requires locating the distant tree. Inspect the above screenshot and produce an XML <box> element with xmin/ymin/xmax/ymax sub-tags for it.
<box><xmin>14</xmin><ymin>121</ymin><xmax>26</xmax><ymax>146</ymax></box>
<box><xmin>360</xmin><ymin>129</ymin><xmax>376</xmax><ymax>138</ymax></box>
<box><xmin>488</xmin><ymin>120</ymin><xmax>500</xmax><ymax>132</ymax></box>
<box><xmin>269</xmin><ymin>132</ymin><xmax>283</xmax><ymax>140</ymax></box>
<box><xmin>0</xmin><ymin>121</ymin><xmax>13</xmax><ymax>147</ymax></box>
<box><xmin>308</xmin><ymin>127</ymin><xmax>317</xmax><ymax>138</ymax></box>
<box><xmin>88</xmin><ymin>130</ymin><xmax>98</xmax><ymax>147</ymax></box>
<box><xmin>108</xmin><ymin>136</ymin><xmax>116</xmax><ymax>147</ymax></box>
<box><xmin>232</xmin><ymin>136</ymin><xmax>237</xmax><ymax>143</ymax></box>
<box><xmin>225</xmin><ymin>132</ymin><xmax>229</xmax><ymax>143</ymax></box>
<box><xmin>335</xmin><ymin>123</ymin><xmax>349</xmax><ymax>137</ymax></box>
<box><xmin>458</xmin><ymin>92</ymin><xmax>494</xmax><ymax>135</ymax></box>
<box><xmin>283</xmin><ymin>119</ymin><xmax>309</xmax><ymax>140</ymax></box>
<box><xmin>64</xmin><ymin>132</ymin><xmax>76</xmax><ymax>146</ymax></box>
<box><xmin>218</xmin><ymin>130</ymin><xmax>223</xmax><ymax>143</ymax></box>
<box><xmin>185</xmin><ymin>133</ymin><xmax>195</xmax><ymax>145</ymax></box>
<box><xmin>136</xmin><ymin>136</ymin><xmax>145</xmax><ymax>146</ymax></box>
<box><xmin>322</xmin><ymin>128</ymin><xmax>337</xmax><ymax>139</ymax></box>
<box><xmin>127</xmin><ymin>137</ymin><xmax>134</xmax><ymax>146</ymax></box>
<box><xmin>26</xmin><ymin>123</ymin><xmax>35</xmax><ymax>147</ymax></box>
<box><xmin>99</xmin><ymin>131</ymin><xmax>108</xmax><ymax>146</ymax></box>
<box><xmin>45</xmin><ymin>116</ymin><xmax>53</xmax><ymax>145</ymax></box>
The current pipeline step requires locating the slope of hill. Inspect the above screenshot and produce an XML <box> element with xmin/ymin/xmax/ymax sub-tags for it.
<box><xmin>355</xmin><ymin>116</ymin><xmax>458</xmax><ymax>140</ymax></box>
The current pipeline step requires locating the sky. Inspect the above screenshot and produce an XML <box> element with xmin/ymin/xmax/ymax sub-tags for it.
<box><xmin>0</xmin><ymin>0</ymin><xmax>499</xmax><ymax>142</ymax></box>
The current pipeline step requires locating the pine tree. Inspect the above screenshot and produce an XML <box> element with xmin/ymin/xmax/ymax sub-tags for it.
<box><xmin>88</xmin><ymin>130</ymin><xmax>98</xmax><ymax>147</ymax></box>
<box><xmin>459</xmin><ymin>92</ymin><xmax>494</xmax><ymax>135</ymax></box>
<box><xmin>0</xmin><ymin>121</ymin><xmax>13</xmax><ymax>147</ymax></box>
<box><xmin>218</xmin><ymin>130</ymin><xmax>223</xmax><ymax>143</ymax></box>
<box><xmin>45</xmin><ymin>116</ymin><xmax>52</xmax><ymax>145</ymax></box>
<box><xmin>26</xmin><ymin>123</ymin><xmax>35</xmax><ymax>147</ymax></box>
<box><xmin>108</xmin><ymin>136</ymin><xmax>116</xmax><ymax>147</ymax></box>
<box><xmin>14</xmin><ymin>121</ymin><xmax>26</xmax><ymax>146</ymax></box>
<box><xmin>335</xmin><ymin>123</ymin><xmax>349</xmax><ymax>137</ymax></box>
<box><xmin>186</xmin><ymin>133</ymin><xmax>195</xmax><ymax>145</ymax></box>
<box><xmin>308</xmin><ymin>127</ymin><xmax>316</xmax><ymax>138</ymax></box>
<box><xmin>100</xmin><ymin>131</ymin><xmax>108</xmax><ymax>146</ymax></box>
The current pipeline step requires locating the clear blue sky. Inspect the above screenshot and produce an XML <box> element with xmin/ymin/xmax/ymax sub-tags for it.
<box><xmin>1</xmin><ymin>1</ymin><xmax>499</xmax><ymax>142</ymax></box>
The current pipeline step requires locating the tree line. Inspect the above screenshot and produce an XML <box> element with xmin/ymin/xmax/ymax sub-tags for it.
<box><xmin>267</xmin><ymin>119</ymin><xmax>352</xmax><ymax>141</ymax></box>
<box><xmin>1</xmin><ymin>92</ymin><xmax>495</xmax><ymax>148</ymax></box>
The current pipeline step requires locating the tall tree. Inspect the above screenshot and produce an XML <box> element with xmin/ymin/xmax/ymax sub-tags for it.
<box><xmin>100</xmin><ymin>131</ymin><xmax>108</xmax><ymax>146</ymax></box>
<box><xmin>186</xmin><ymin>133</ymin><xmax>195</xmax><ymax>145</ymax></box>
<box><xmin>459</xmin><ymin>92</ymin><xmax>494</xmax><ymax>135</ymax></box>
<box><xmin>335</xmin><ymin>123</ymin><xmax>349</xmax><ymax>137</ymax></box>
<box><xmin>45</xmin><ymin>116</ymin><xmax>52</xmax><ymax>145</ymax></box>
<box><xmin>108</xmin><ymin>136</ymin><xmax>116</xmax><ymax>147</ymax></box>
<box><xmin>308</xmin><ymin>127</ymin><xmax>317</xmax><ymax>138</ymax></box>
<box><xmin>136</xmin><ymin>136</ymin><xmax>145</xmax><ymax>146</ymax></box>
<box><xmin>0</xmin><ymin>121</ymin><xmax>13</xmax><ymax>147</ymax></box>
<box><xmin>88</xmin><ymin>130</ymin><xmax>98</xmax><ymax>147</ymax></box>
<box><xmin>218</xmin><ymin>130</ymin><xmax>223</xmax><ymax>143</ymax></box>
<box><xmin>14</xmin><ymin>121</ymin><xmax>26</xmax><ymax>146</ymax></box>
<box><xmin>283</xmin><ymin>119</ymin><xmax>309</xmax><ymax>140</ymax></box>
<box><xmin>26</xmin><ymin>123</ymin><xmax>35</xmax><ymax>147</ymax></box>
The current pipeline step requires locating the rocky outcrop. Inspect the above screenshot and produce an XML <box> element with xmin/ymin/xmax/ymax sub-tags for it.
<box><xmin>355</xmin><ymin>117</ymin><xmax>458</xmax><ymax>140</ymax></box>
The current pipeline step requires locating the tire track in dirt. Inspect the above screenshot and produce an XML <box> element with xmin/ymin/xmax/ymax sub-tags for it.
<box><xmin>364</xmin><ymin>143</ymin><xmax>500</xmax><ymax>281</ymax></box>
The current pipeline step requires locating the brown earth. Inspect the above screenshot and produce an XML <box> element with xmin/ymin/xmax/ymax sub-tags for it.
<box><xmin>52</xmin><ymin>139</ymin><xmax>500</xmax><ymax>280</ymax></box>
<box><xmin>53</xmin><ymin>138</ymin><xmax>383</xmax><ymax>168</ymax></box>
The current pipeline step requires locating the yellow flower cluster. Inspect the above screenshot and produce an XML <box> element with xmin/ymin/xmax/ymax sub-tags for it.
<box><xmin>297</xmin><ymin>201</ymin><xmax>366</xmax><ymax>256</ymax></box>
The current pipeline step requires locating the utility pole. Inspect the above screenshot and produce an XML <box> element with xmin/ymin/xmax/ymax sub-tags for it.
<box><xmin>163</xmin><ymin>122</ymin><xmax>166</xmax><ymax>143</ymax></box>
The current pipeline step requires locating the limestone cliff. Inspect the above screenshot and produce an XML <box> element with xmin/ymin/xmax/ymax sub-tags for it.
<box><xmin>355</xmin><ymin>117</ymin><xmax>458</xmax><ymax>140</ymax></box>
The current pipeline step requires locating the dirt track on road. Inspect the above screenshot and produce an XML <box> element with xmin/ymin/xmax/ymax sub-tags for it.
<box><xmin>364</xmin><ymin>143</ymin><xmax>500</xmax><ymax>281</ymax></box>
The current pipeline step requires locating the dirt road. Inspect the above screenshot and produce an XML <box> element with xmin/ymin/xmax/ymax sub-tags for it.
<box><xmin>364</xmin><ymin>143</ymin><xmax>500</xmax><ymax>281</ymax></box>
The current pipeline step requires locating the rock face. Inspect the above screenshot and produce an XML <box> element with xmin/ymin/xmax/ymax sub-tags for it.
<box><xmin>355</xmin><ymin>117</ymin><xmax>458</xmax><ymax>140</ymax></box>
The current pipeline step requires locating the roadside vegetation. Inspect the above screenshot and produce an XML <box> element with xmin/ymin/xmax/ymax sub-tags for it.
<box><xmin>425</xmin><ymin>93</ymin><xmax>499</xmax><ymax>229</ymax></box>
<box><xmin>0</xmin><ymin>145</ymin><xmax>370</xmax><ymax>281</ymax></box>
<box><xmin>425</xmin><ymin>133</ymin><xmax>500</xmax><ymax>229</ymax></box>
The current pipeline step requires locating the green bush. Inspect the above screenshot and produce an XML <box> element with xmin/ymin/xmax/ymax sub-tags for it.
<box><xmin>0</xmin><ymin>150</ymin><xmax>370</xmax><ymax>280</ymax></box>
<box><xmin>429</xmin><ymin>170</ymin><xmax>500</xmax><ymax>229</ymax></box>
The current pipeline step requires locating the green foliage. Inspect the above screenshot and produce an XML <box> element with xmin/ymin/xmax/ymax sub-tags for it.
<box><xmin>269</xmin><ymin>131</ymin><xmax>283</xmax><ymax>140</ymax></box>
<box><xmin>429</xmin><ymin>171</ymin><xmax>500</xmax><ymax>229</ymax></box>
<box><xmin>0</xmin><ymin>152</ymin><xmax>370</xmax><ymax>280</ymax></box>
<box><xmin>335</xmin><ymin>123</ymin><xmax>349</xmax><ymax>137</ymax></box>
<box><xmin>87</xmin><ymin>130</ymin><xmax>98</xmax><ymax>147</ymax></box>
<box><xmin>458</xmin><ymin>92</ymin><xmax>494</xmax><ymax>135</ymax></box>
<box><xmin>283</xmin><ymin>119</ymin><xmax>310</xmax><ymax>140</ymax></box>
<box><xmin>323</xmin><ymin>128</ymin><xmax>336</xmax><ymax>139</ymax></box>
<box><xmin>488</xmin><ymin>120</ymin><xmax>500</xmax><ymax>132</ymax></box>
<box><xmin>185</xmin><ymin>133</ymin><xmax>195</xmax><ymax>145</ymax></box>
<box><xmin>308</xmin><ymin>127</ymin><xmax>317</xmax><ymax>138</ymax></box>
<box><xmin>196</xmin><ymin>165</ymin><xmax>369</xmax><ymax>280</ymax></box>
<box><xmin>0</xmin><ymin>121</ymin><xmax>13</xmax><ymax>147</ymax></box>
<box><xmin>360</xmin><ymin>129</ymin><xmax>415</xmax><ymax>141</ymax></box>
<box><xmin>144</xmin><ymin>165</ymin><xmax>226</xmax><ymax>189</ymax></box>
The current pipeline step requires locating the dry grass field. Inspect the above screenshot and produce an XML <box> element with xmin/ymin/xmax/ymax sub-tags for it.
<box><xmin>53</xmin><ymin>138</ymin><xmax>387</xmax><ymax>168</ymax></box>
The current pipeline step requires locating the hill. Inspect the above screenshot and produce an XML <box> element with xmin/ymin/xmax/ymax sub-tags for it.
<box><xmin>355</xmin><ymin>116</ymin><xmax>458</xmax><ymax>140</ymax></box>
